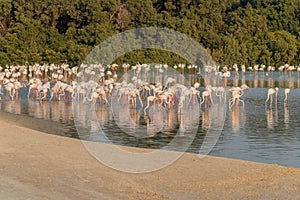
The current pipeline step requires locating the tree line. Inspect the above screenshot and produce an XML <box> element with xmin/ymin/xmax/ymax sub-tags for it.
<box><xmin>0</xmin><ymin>0</ymin><xmax>299</xmax><ymax>68</ymax></box>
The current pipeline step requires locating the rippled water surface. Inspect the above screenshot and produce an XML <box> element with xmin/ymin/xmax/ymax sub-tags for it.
<box><xmin>1</xmin><ymin>72</ymin><xmax>300</xmax><ymax>167</ymax></box>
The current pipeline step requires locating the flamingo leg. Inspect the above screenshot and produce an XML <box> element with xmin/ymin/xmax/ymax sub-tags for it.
<box><xmin>210</xmin><ymin>94</ymin><xmax>214</xmax><ymax>105</ymax></box>
<box><xmin>138</xmin><ymin>94</ymin><xmax>143</xmax><ymax>107</ymax></box>
<box><xmin>265</xmin><ymin>94</ymin><xmax>270</xmax><ymax>106</ymax></box>
<box><xmin>27</xmin><ymin>87</ymin><xmax>31</xmax><ymax>98</ymax></box>
<box><xmin>238</xmin><ymin>98</ymin><xmax>245</xmax><ymax>107</ymax></box>
<box><xmin>200</xmin><ymin>94</ymin><xmax>205</xmax><ymax>106</ymax></box>
<box><xmin>144</xmin><ymin>98</ymin><xmax>153</xmax><ymax>116</ymax></box>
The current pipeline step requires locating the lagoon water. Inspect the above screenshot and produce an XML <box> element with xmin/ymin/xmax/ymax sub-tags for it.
<box><xmin>1</xmin><ymin>72</ymin><xmax>300</xmax><ymax>168</ymax></box>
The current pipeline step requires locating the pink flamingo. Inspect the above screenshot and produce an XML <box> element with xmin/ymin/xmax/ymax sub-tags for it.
<box><xmin>265</xmin><ymin>87</ymin><xmax>279</xmax><ymax>107</ymax></box>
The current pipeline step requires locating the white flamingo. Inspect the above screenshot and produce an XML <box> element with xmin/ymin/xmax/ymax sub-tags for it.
<box><xmin>265</xmin><ymin>87</ymin><xmax>279</xmax><ymax>107</ymax></box>
<box><xmin>200</xmin><ymin>90</ymin><xmax>213</xmax><ymax>107</ymax></box>
<box><xmin>229</xmin><ymin>92</ymin><xmax>244</xmax><ymax>108</ymax></box>
<box><xmin>284</xmin><ymin>88</ymin><xmax>290</xmax><ymax>104</ymax></box>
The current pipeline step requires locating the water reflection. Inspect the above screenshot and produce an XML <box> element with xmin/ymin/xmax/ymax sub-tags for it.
<box><xmin>265</xmin><ymin>104</ymin><xmax>279</xmax><ymax>130</ymax></box>
<box><xmin>3</xmin><ymin>100</ymin><xmax>22</xmax><ymax>115</ymax></box>
<box><xmin>225</xmin><ymin>72</ymin><xmax>299</xmax><ymax>89</ymax></box>
<box><xmin>284</xmin><ymin>105</ymin><xmax>289</xmax><ymax>128</ymax></box>
<box><xmin>266</xmin><ymin>108</ymin><xmax>275</xmax><ymax>129</ymax></box>
<box><xmin>178</xmin><ymin>103</ymin><xmax>200</xmax><ymax>137</ymax></box>
<box><xmin>19</xmin><ymin>100</ymin><xmax>73</xmax><ymax>124</ymax></box>
<box><xmin>231</xmin><ymin>106</ymin><xmax>240</xmax><ymax>132</ymax></box>
<box><xmin>202</xmin><ymin>108</ymin><xmax>211</xmax><ymax>131</ymax></box>
<box><xmin>164</xmin><ymin>109</ymin><xmax>179</xmax><ymax>132</ymax></box>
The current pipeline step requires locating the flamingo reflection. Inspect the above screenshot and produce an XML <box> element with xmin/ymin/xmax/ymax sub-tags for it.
<box><xmin>231</xmin><ymin>106</ymin><xmax>240</xmax><ymax>132</ymax></box>
<box><xmin>266</xmin><ymin>105</ymin><xmax>278</xmax><ymax>130</ymax></box>
<box><xmin>202</xmin><ymin>108</ymin><xmax>211</xmax><ymax>131</ymax></box>
<box><xmin>284</xmin><ymin>104</ymin><xmax>289</xmax><ymax>128</ymax></box>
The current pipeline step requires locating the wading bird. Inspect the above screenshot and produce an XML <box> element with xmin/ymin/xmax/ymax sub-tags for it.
<box><xmin>265</xmin><ymin>87</ymin><xmax>279</xmax><ymax>107</ymax></box>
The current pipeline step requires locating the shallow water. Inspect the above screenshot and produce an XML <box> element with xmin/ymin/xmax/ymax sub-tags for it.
<box><xmin>1</xmin><ymin>71</ymin><xmax>300</xmax><ymax>168</ymax></box>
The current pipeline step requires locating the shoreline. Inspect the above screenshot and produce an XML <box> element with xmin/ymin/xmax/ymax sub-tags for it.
<box><xmin>1</xmin><ymin>113</ymin><xmax>300</xmax><ymax>199</ymax></box>
<box><xmin>1</xmin><ymin>107</ymin><xmax>299</xmax><ymax>169</ymax></box>
<box><xmin>0</xmin><ymin>110</ymin><xmax>78</xmax><ymax>138</ymax></box>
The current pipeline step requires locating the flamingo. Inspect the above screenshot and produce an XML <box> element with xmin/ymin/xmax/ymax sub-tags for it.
<box><xmin>3</xmin><ymin>80</ymin><xmax>15</xmax><ymax>100</ymax></box>
<box><xmin>215</xmin><ymin>87</ymin><xmax>226</xmax><ymax>101</ymax></box>
<box><xmin>49</xmin><ymin>81</ymin><xmax>62</xmax><ymax>101</ymax></box>
<box><xmin>200</xmin><ymin>90</ymin><xmax>213</xmax><ymax>107</ymax></box>
<box><xmin>96</xmin><ymin>87</ymin><xmax>110</xmax><ymax>105</ymax></box>
<box><xmin>144</xmin><ymin>95</ymin><xmax>158</xmax><ymax>116</ymax></box>
<box><xmin>87</xmin><ymin>91</ymin><xmax>101</xmax><ymax>104</ymax></box>
<box><xmin>284</xmin><ymin>88</ymin><xmax>290</xmax><ymax>104</ymax></box>
<box><xmin>27</xmin><ymin>78</ymin><xmax>42</xmax><ymax>98</ymax></box>
<box><xmin>128</xmin><ymin>88</ymin><xmax>143</xmax><ymax>108</ymax></box>
<box><xmin>265</xmin><ymin>87</ymin><xmax>279</xmax><ymax>107</ymax></box>
<box><xmin>164</xmin><ymin>77</ymin><xmax>176</xmax><ymax>89</ymax></box>
<box><xmin>37</xmin><ymin>82</ymin><xmax>51</xmax><ymax>98</ymax></box>
<box><xmin>13</xmin><ymin>81</ymin><xmax>24</xmax><ymax>100</ymax></box>
<box><xmin>229</xmin><ymin>92</ymin><xmax>244</xmax><ymax>108</ymax></box>
<box><xmin>241</xmin><ymin>65</ymin><xmax>246</xmax><ymax>73</ymax></box>
<box><xmin>178</xmin><ymin>88</ymin><xmax>190</xmax><ymax>107</ymax></box>
<box><xmin>232</xmin><ymin>64</ymin><xmax>238</xmax><ymax>76</ymax></box>
<box><xmin>187</xmin><ymin>87</ymin><xmax>200</xmax><ymax>105</ymax></box>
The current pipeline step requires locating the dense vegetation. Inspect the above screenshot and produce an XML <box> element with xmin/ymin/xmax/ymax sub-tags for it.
<box><xmin>0</xmin><ymin>0</ymin><xmax>299</xmax><ymax>67</ymax></box>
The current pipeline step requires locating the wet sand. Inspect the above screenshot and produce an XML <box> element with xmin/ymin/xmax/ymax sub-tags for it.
<box><xmin>0</xmin><ymin>110</ymin><xmax>78</xmax><ymax>138</ymax></box>
<box><xmin>1</xmin><ymin>114</ymin><xmax>300</xmax><ymax>199</ymax></box>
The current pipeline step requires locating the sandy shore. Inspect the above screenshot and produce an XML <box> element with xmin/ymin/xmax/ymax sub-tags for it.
<box><xmin>1</xmin><ymin>113</ymin><xmax>300</xmax><ymax>199</ymax></box>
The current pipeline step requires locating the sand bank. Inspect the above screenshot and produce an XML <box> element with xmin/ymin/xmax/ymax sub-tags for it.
<box><xmin>1</xmin><ymin>113</ymin><xmax>300</xmax><ymax>199</ymax></box>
